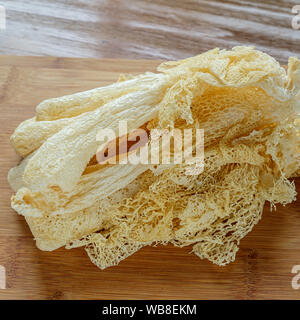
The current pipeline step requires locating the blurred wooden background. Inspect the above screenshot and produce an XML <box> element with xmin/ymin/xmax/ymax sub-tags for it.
<box><xmin>0</xmin><ymin>0</ymin><xmax>299</xmax><ymax>63</ymax></box>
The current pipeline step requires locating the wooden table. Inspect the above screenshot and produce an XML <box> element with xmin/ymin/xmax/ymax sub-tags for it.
<box><xmin>0</xmin><ymin>0</ymin><xmax>299</xmax><ymax>63</ymax></box>
<box><xmin>0</xmin><ymin>55</ymin><xmax>299</xmax><ymax>300</ymax></box>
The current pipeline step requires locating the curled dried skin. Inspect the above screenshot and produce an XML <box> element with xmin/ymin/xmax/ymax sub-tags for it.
<box><xmin>8</xmin><ymin>46</ymin><xmax>300</xmax><ymax>270</ymax></box>
<box><xmin>74</xmin><ymin>117</ymin><xmax>299</xmax><ymax>269</ymax></box>
<box><xmin>36</xmin><ymin>72</ymin><xmax>166</xmax><ymax>121</ymax></box>
<box><xmin>23</xmin><ymin>48</ymin><xmax>299</xmax><ymax>194</ymax></box>
<box><xmin>25</xmin><ymin>174</ymin><xmax>147</xmax><ymax>251</ymax></box>
<box><xmin>12</xmin><ymin>164</ymin><xmax>149</xmax><ymax>217</ymax></box>
<box><xmin>23</xmin><ymin>86</ymin><xmax>166</xmax><ymax>193</ymax></box>
<box><xmin>10</xmin><ymin>117</ymin><xmax>75</xmax><ymax>157</ymax></box>
<box><xmin>11</xmin><ymin>73</ymin><xmax>166</xmax><ymax>156</ymax></box>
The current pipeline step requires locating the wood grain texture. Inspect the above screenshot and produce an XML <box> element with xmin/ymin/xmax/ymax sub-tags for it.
<box><xmin>0</xmin><ymin>0</ymin><xmax>299</xmax><ymax>63</ymax></box>
<box><xmin>0</xmin><ymin>56</ymin><xmax>299</xmax><ymax>300</ymax></box>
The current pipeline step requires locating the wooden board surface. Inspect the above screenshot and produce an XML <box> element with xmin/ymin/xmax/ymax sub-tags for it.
<box><xmin>0</xmin><ymin>0</ymin><xmax>299</xmax><ymax>64</ymax></box>
<box><xmin>0</xmin><ymin>56</ymin><xmax>299</xmax><ymax>300</ymax></box>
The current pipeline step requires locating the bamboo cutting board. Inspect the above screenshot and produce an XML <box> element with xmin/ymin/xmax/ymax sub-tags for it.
<box><xmin>0</xmin><ymin>56</ymin><xmax>299</xmax><ymax>300</ymax></box>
